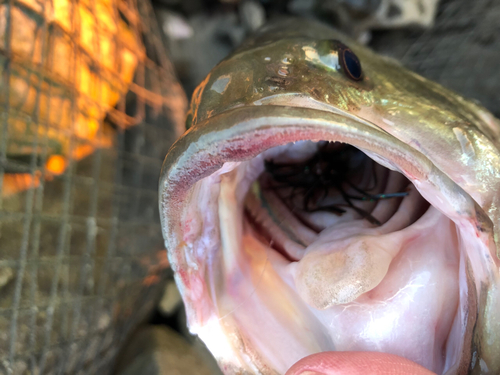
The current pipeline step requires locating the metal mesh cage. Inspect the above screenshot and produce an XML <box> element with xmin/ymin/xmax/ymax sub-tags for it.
<box><xmin>0</xmin><ymin>0</ymin><xmax>186</xmax><ymax>373</ymax></box>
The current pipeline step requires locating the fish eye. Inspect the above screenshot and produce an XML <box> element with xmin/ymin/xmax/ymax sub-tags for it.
<box><xmin>340</xmin><ymin>48</ymin><xmax>363</xmax><ymax>81</ymax></box>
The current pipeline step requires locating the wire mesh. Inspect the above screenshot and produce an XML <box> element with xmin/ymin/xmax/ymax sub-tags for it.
<box><xmin>0</xmin><ymin>0</ymin><xmax>187</xmax><ymax>373</ymax></box>
<box><xmin>370</xmin><ymin>0</ymin><xmax>500</xmax><ymax>118</ymax></box>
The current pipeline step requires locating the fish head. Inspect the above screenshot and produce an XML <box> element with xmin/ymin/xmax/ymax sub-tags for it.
<box><xmin>160</xmin><ymin>18</ymin><xmax>500</xmax><ymax>375</ymax></box>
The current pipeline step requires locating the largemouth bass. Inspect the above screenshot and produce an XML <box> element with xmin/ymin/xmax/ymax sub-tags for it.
<box><xmin>159</xmin><ymin>19</ymin><xmax>500</xmax><ymax>375</ymax></box>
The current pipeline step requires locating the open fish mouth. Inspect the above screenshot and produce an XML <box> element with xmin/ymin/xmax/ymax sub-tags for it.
<box><xmin>160</xmin><ymin>19</ymin><xmax>500</xmax><ymax>375</ymax></box>
<box><xmin>219</xmin><ymin>139</ymin><xmax>456</xmax><ymax>361</ymax></box>
<box><xmin>160</xmin><ymin>109</ymin><xmax>498</xmax><ymax>374</ymax></box>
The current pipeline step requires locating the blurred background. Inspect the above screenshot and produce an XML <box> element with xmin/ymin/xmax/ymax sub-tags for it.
<box><xmin>0</xmin><ymin>0</ymin><xmax>498</xmax><ymax>374</ymax></box>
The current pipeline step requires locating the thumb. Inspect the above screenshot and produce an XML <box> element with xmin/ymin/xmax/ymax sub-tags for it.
<box><xmin>285</xmin><ymin>351</ymin><xmax>437</xmax><ymax>375</ymax></box>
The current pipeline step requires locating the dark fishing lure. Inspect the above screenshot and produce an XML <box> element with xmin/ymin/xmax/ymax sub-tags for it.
<box><xmin>263</xmin><ymin>142</ymin><xmax>408</xmax><ymax>225</ymax></box>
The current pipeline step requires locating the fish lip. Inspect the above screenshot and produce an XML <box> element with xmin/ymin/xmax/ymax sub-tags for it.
<box><xmin>161</xmin><ymin>105</ymin><xmax>421</xmax><ymax>199</ymax></box>
<box><xmin>159</xmin><ymin>104</ymin><xmax>490</xmax><ymax>375</ymax></box>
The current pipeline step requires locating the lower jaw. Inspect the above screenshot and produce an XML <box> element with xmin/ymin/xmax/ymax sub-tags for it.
<box><xmin>191</xmin><ymin>141</ymin><xmax>470</xmax><ymax>375</ymax></box>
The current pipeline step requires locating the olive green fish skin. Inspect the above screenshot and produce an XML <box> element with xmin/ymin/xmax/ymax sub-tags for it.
<box><xmin>187</xmin><ymin>19</ymin><xmax>500</xmax><ymax>232</ymax></box>
<box><xmin>161</xmin><ymin>18</ymin><xmax>500</xmax><ymax>374</ymax></box>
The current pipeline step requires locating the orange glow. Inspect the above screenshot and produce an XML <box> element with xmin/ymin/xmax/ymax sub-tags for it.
<box><xmin>142</xmin><ymin>275</ymin><xmax>160</xmax><ymax>286</ymax></box>
<box><xmin>139</xmin><ymin>249</ymin><xmax>171</xmax><ymax>286</ymax></box>
<box><xmin>72</xmin><ymin>144</ymin><xmax>95</xmax><ymax>160</ymax></box>
<box><xmin>156</xmin><ymin>250</ymin><xmax>170</xmax><ymax>269</ymax></box>
<box><xmin>2</xmin><ymin>0</ymin><xmax>146</xmax><ymax>197</ymax></box>
<box><xmin>46</xmin><ymin>155</ymin><xmax>66</xmax><ymax>175</ymax></box>
<box><xmin>3</xmin><ymin>173</ymin><xmax>41</xmax><ymax>196</ymax></box>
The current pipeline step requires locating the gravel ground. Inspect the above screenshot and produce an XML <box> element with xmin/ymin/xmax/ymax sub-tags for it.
<box><xmin>153</xmin><ymin>0</ymin><xmax>500</xmax><ymax>116</ymax></box>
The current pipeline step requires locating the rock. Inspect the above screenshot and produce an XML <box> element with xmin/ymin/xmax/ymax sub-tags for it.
<box><xmin>160</xmin><ymin>11</ymin><xmax>194</xmax><ymax>40</ymax></box>
<box><xmin>158</xmin><ymin>279</ymin><xmax>182</xmax><ymax>316</ymax></box>
<box><xmin>158</xmin><ymin>11</ymin><xmax>246</xmax><ymax>96</ymax></box>
<box><xmin>377</xmin><ymin>0</ymin><xmax>439</xmax><ymax>28</ymax></box>
<box><xmin>114</xmin><ymin>326</ymin><xmax>222</xmax><ymax>375</ymax></box>
<box><xmin>287</xmin><ymin>0</ymin><xmax>317</xmax><ymax>16</ymax></box>
<box><xmin>240</xmin><ymin>0</ymin><xmax>266</xmax><ymax>31</ymax></box>
<box><xmin>317</xmin><ymin>0</ymin><xmax>439</xmax><ymax>39</ymax></box>
<box><xmin>370</xmin><ymin>0</ymin><xmax>500</xmax><ymax>118</ymax></box>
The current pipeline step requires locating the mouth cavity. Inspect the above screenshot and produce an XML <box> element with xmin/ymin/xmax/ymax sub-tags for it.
<box><xmin>176</xmin><ymin>138</ymin><xmax>479</xmax><ymax>375</ymax></box>
<box><xmin>245</xmin><ymin>142</ymin><xmax>436</xmax><ymax>308</ymax></box>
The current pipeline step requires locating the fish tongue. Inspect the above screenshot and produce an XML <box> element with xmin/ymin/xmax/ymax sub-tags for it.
<box><xmin>292</xmin><ymin>233</ymin><xmax>401</xmax><ymax>309</ymax></box>
<box><xmin>291</xmin><ymin>184</ymin><xmax>426</xmax><ymax>310</ymax></box>
<box><xmin>284</xmin><ymin>351</ymin><xmax>437</xmax><ymax>375</ymax></box>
